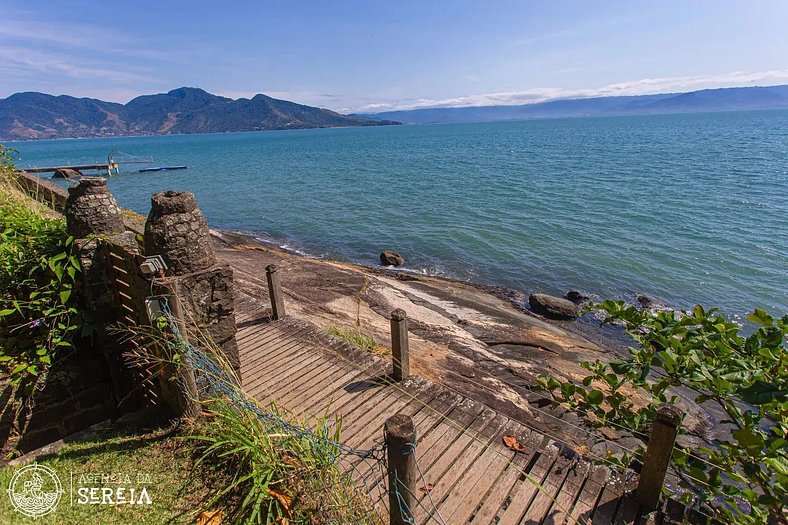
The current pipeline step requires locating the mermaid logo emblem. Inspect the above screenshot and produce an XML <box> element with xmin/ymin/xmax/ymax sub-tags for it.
<box><xmin>7</xmin><ymin>463</ymin><xmax>63</xmax><ymax>519</ymax></box>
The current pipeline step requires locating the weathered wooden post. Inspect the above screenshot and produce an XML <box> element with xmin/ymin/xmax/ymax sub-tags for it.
<box><xmin>390</xmin><ymin>309</ymin><xmax>410</xmax><ymax>381</ymax></box>
<box><xmin>637</xmin><ymin>404</ymin><xmax>684</xmax><ymax>511</ymax></box>
<box><xmin>266</xmin><ymin>264</ymin><xmax>286</xmax><ymax>319</ymax></box>
<box><xmin>385</xmin><ymin>414</ymin><xmax>417</xmax><ymax>525</ymax></box>
<box><xmin>162</xmin><ymin>285</ymin><xmax>200</xmax><ymax>419</ymax></box>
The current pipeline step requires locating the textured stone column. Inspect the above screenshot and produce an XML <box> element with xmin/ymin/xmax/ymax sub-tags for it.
<box><xmin>63</xmin><ymin>177</ymin><xmax>143</xmax><ymax>414</ymax></box>
<box><xmin>144</xmin><ymin>191</ymin><xmax>216</xmax><ymax>274</ymax></box>
<box><xmin>145</xmin><ymin>191</ymin><xmax>240</xmax><ymax>379</ymax></box>
<box><xmin>65</xmin><ymin>177</ymin><xmax>126</xmax><ymax>238</ymax></box>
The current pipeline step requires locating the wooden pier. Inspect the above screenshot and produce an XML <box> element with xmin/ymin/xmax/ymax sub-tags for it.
<box><xmin>234</xmin><ymin>291</ymin><xmax>645</xmax><ymax>525</ymax></box>
<box><xmin>16</xmin><ymin>163</ymin><xmax>118</xmax><ymax>177</ymax></box>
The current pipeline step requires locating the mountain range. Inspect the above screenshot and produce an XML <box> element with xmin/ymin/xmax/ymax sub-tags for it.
<box><xmin>0</xmin><ymin>87</ymin><xmax>399</xmax><ymax>141</ymax></box>
<box><xmin>364</xmin><ymin>85</ymin><xmax>788</xmax><ymax>124</ymax></box>
<box><xmin>4</xmin><ymin>84</ymin><xmax>788</xmax><ymax>141</ymax></box>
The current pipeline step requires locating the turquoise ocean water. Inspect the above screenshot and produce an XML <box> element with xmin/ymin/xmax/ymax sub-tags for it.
<box><xmin>9</xmin><ymin>110</ymin><xmax>788</xmax><ymax>318</ymax></box>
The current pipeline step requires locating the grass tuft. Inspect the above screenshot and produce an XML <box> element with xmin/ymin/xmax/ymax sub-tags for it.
<box><xmin>328</xmin><ymin>327</ymin><xmax>376</xmax><ymax>351</ymax></box>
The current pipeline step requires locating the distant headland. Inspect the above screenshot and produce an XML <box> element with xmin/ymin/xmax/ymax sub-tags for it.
<box><xmin>0</xmin><ymin>87</ymin><xmax>401</xmax><ymax>141</ymax></box>
<box><xmin>363</xmin><ymin>84</ymin><xmax>788</xmax><ymax>124</ymax></box>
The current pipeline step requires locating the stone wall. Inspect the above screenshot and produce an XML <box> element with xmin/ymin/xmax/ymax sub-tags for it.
<box><xmin>0</xmin><ymin>354</ymin><xmax>116</xmax><ymax>455</ymax></box>
<box><xmin>13</xmin><ymin>171</ymin><xmax>68</xmax><ymax>211</ymax></box>
<box><xmin>2</xmin><ymin>176</ymin><xmax>240</xmax><ymax>457</ymax></box>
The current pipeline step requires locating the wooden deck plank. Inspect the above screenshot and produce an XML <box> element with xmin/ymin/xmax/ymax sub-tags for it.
<box><xmin>520</xmin><ymin>452</ymin><xmax>574</xmax><ymax>523</ymax></box>
<box><xmin>441</xmin><ymin>446</ymin><xmax>514</xmax><ymax>524</ymax></box>
<box><xmin>495</xmin><ymin>444</ymin><xmax>561</xmax><ymax>525</ymax></box>
<box><xmin>245</xmin><ymin>350</ymin><xmax>324</xmax><ymax>398</ymax></box>
<box><xmin>242</xmin><ymin>336</ymin><xmax>320</xmax><ymax>376</ymax></box>
<box><xmin>469</xmin><ymin>462</ymin><xmax>523</xmax><ymax>524</ymax></box>
<box><xmin>240</xmin><ymin>330</ymin><xmax>316</xmax><ymax>375</ymax></box>
<box><xmin>268</xmin><ymin>359</ymin><xmax>339</xmax><ymax>406</ymax></box>
<box><xmin>414</xmin><ymin>413</ymin><xmax>508</xmax><ymax>523</ymax></box>
<box><xmin>237</xmin><ymin>322</ymin><xmax>302</xmax><ymax>346</ymax></box>
<box><xmin>301</xmin><ymin>373</ymin><xmax>390</xmax><ymax>419</ymax></box>
<box><xmin>544</xmin><ymin>458</ymin><xmax>592</xmax><ymax>525</ymax></box>
<box><xmin>233</xmin><ymin>313</ymin><xmax>640</xmax><ymax>525</ymax></box>
<box><xmin>351</xmin><ymin>388</ymin><xmax>461</xmax><ymax>497</ymax></box>
<box><xmin>344</xmin><ymin>393</ymin><xmax>412</xmax><ymax>450</ymax></box>
<box><xmin>468</xmin><ymin>426</ymin><xmax>542</xmax><ymax>524</ymax></box>
<box><xmin>567</xmin><ymin>464</ymin><xmax>610</xmax><ymax>525</ymax></box>
<box><xmin>288</xmin><ymin>367</ymin><xmax>367</xmax><ymax>416</ymax></box>
<box><xmin>592</xmin><ymin>474</ymin><xmax>628</xmax><ymax>525</ymax></box>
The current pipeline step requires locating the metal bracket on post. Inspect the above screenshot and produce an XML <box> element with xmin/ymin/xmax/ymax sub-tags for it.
<box><xmin>140</xmin><ymin>254</ymin><xmax>168</xmax><ymax>276</ymax></box>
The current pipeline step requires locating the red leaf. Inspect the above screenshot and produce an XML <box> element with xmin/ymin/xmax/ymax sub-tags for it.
<box><xmin>503</xmin><ymin>434</ymin><xmax>527</xmax><ymax>453</ymax></box>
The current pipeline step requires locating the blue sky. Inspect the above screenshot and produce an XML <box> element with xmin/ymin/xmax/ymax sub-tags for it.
<box><xmin>2</xmin><ymin>1</ymin><xmax>788</xmax><ymax>112</ymax></box>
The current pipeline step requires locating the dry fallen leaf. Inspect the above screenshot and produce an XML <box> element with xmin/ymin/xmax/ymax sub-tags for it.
<box><xmin>600</xmin><ymin>427</ymin><xmax>621</xmax><ymax>440</ymax></box>
<box><xmin>503</xmin><ymin>434</ymin><xmax>527</xmax><ymax>453</ymax></box>
<box><xmin>576</xmin><ymin>444</ymin><xmax>590</xmax><ymax>456</ymax></box>
<box><xmin>282</xmin><ymin>451</ymin><xmax>300</xmax><ymax>468</ymax></box>
<box><xmin>266</xmin><ymin>487</ymin><xmax>294</xmax><ymax>514</ymax></box>
<box><xmin>196</xmin><ymin>510</ymin><xmax>222</xmax><ymax>525</ymax></box>
<box><xmin>419</xmin><ymin>483</ymin><xmax>434</xmax><ymax>494</ymax></box>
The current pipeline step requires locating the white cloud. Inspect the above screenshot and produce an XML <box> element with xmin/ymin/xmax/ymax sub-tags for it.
<box><xmin>0</xmin><ymin>16</ymin><xmax>185</xmax><ymax>61</ymax></box>
<box><xmin>0</xmin><ymin>47</ymin><xmax>153</xmax><ymax>85</ymax></box>
<box><xmin>354</xmin><ymin>69</ymin><xmax>788</xmax><ymax>113</ymax></box>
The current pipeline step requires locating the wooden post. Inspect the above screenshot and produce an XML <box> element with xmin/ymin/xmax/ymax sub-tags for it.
<box><xmin>637</xmin><ymin>404</ymin><xmax>684</xmax><ymax>511</ymax></box>
<box><xmin>385</xmin><ymin>414</ymin><xmax>417</xmax><ymax>525</ymax></box>
<box><xmin>390</xmin><ymin>309</ymin><xmax>410</xmax><ymax>381</ymax></box>
<box><xmin>266</xmin><ymin>264</ymin><xmax>286</xmax><ymax>320</ymax></box>
<box><xmin>163</xmin><ymin>286</ymin><xmax>200</xmax><ymax>418</ymax></box>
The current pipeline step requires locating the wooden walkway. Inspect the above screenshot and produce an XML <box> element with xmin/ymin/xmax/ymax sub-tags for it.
<box><xmin>235</xmin><ymin>298</ymin><xmax>643</xmax><ymax>525</ymax></box>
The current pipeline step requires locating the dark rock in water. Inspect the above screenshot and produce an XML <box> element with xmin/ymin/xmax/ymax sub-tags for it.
<box><xmin>380</xmin><ymin>250</ymin><xmax>404</xmax><ymax>266</ymax></box>
<box><xmin>529</xmin><ymin>293</ymin><xmax>579</xmax><ymax>319</ymax></box>
<box><xmin>637</xmin><ymin>294</ymin><xmax>655</xmax><ymax>309</ymax></box>
<box><xmin>565</xmin><ymin>290</ymin><xmax>590</xmax><ymax>304</ymax></box>
<box><xmin>52</xmin><ymin>168</ymin><xmax>82</xmax><ymax>179</ymax></box>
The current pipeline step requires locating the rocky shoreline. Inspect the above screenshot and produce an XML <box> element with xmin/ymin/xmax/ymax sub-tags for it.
<box><xmin>210</xmin><ymin>229</ymin><xmax>715</xmax><ymax>457</ymax></box>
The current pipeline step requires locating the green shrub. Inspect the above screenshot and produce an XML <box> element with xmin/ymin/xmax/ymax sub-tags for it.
<box><xmin>190</xmin><ymin>398</ymin><xmax>381</xmax><ymax>524</ymax></box>
<box><xmin>536</xmin><ymin>301</ymin><xmax>787</xmax><ymax>524</ymax></box>
<box><xmin>0</xmin><ymin>145</ymin><xmax>84</xmax><ymax>395</ymax></box>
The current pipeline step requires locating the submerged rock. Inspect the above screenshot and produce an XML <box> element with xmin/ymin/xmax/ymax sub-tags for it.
<box><xmin>565</xmin><ymin>290</ymin><xmax>590</xmax><ymax>304</ymax></box>
<box><xmin>529</xmin><ymin>293</ymin><xmax>579</xmax><ymax>319</ymax></box>
<box><xmin>636</xmin><ymin>294</ymin><xmax>655</xmax><ymax>309</ymax></box>
<box><xmin>380</xmin><ymin>250</ymin><xmax>404</xmax><ymax>266</ymax></box>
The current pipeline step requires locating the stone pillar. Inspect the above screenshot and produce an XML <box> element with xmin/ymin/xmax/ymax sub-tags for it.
<box><xmin>64</xmin><ymin>177</ymin><xmax>143</xmax><ymax>413</ymax></box>
<box><xmin>145</xmin><ymin>191</ymin><xmax>216</xmax><ymax>274</ymax></box>
<box><xmin>145</xmin><ymin>191</ymin><xmax>240</xmax><ymax>379</ymax></box>
<box><xmin>65</xmin><ymin>177</ymin><xmax>125</xmax><ymax>238</ymax></box>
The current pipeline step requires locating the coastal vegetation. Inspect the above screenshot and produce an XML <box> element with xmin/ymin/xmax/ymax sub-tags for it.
<box><xmin>536</xmin><ymin>301</ymin><xmax>788</xmax><ymax>524</ymax></box>
<box><xmin>0</xmin><ymin>145</ymin><xmax>84</xmax><ymax>397</ymax></box>
<box><xmin>328</xmin><ymin>326</ymin><xmax>376</xmax><ymax>352</ymax></box>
